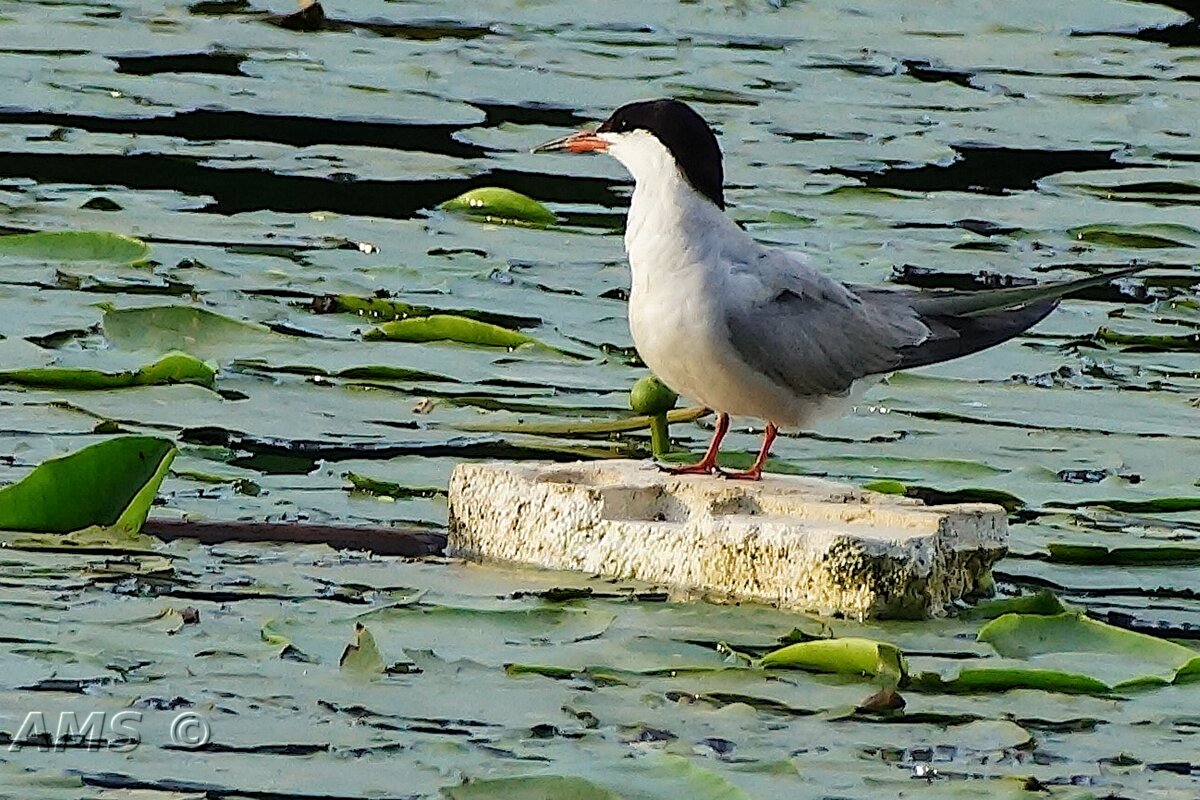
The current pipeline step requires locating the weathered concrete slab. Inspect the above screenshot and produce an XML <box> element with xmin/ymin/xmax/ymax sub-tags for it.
<box><xmin>447</xmin><ymin>460</ymin><xmax>1007</xmax><ymax>619</ymax></box>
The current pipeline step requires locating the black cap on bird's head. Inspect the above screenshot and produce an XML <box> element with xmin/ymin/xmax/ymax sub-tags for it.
<box><xmin>534</xmin><ymin>98</ymin><xmax>726</xmax><ymax>209</ymax></box>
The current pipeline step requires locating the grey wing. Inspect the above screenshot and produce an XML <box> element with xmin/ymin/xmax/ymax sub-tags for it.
<box><xmin>847</xmin><ymin>264</ymin><xmax>1148</xmax><ymax>369</ymax></box>
<box><xmin>723</xmin><ymin>250</ymin><xmax>930</xmax><ymax>398</ymax></box>
<box><xmin>725</xmin><ymin>251</ymin><xmax>1141</xmax><ymax>398</ymax></box>
<box><xmin>857</xmin><ymin>286</ymin><xmax>1058</xmax><ymax>371</ymax></box>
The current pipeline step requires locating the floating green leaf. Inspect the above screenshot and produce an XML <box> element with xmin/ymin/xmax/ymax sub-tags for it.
<box><xmin>54</xmin><ymin>270</ymin><xmax>193</xmax><ymax>297</ymax></box>
<box><xmin>450</xmin><ymin>406</ymin><xmax>708</xmax><ymax>437</ymax></box>
<box><xmin>101</xmin><ymin>304</ymin><xmax>280</xmax><ymax>355</ymax></box>
<box><xmin>260</xmin><ymin>619</ymin><xmax>292</xmax><ymax>647</ymax></box>
<box><xmin>1046</xmin><ymin>543</ymin><xmax>1200</xmax><ymax>565</ymax></box>
<box><xmin>173</xmin><ymin>467</ymin><xmax>261</xmax><ymax>496</ymax></box>
<box><xmin>443</xmin><ymin>775</ymin><xmax>622</xmax><ymax>800</ymax></box>
<box><xmin>362</xmin><ymin>604</ymin><xmax>615</xmax><ymax>647</ymax></box>
<box><xmin>951</xmin><ymin>719</ymin><xmax>1033</xmax><ymax>751</ymax></box>
<box><xmin>911</xmin><ymin>613</ymin><xmax>1200</xmax><ymax>694</ymax></box>
<box><xmin>966</xmin><ymin>590</ymin><xmax>1068</xmax><ymax>620</ymax></box>
<box><xmin>232</xmin><ymin>359</ymin><xmax>457</xmax><ymax>384</ymax></box>
<box><xmin>0</xmin><ymin>436</ymin><xmax>176</xmax><ymax>535</ymax></box>
<box><xmin>616</xmin><ymin>754</ymin><xmax>755</xmax><ymax>800</ymax></box>
<box><xmin>979</xmin><ymin>614</ymin><xmax>1195</xmax><ymax>671</ymax></box>
<box><xmin>502</xmin><ymin>663</ymin><xmax>636</xmax><ymax>684</ymax></box>
<box><xmin>864</xmin><ymin>479</ymin><xmax>906</xmax><ymax>495</ymax></box>
<box><xmin>813</xmin><ymin>455</ymin><xmax>1006</xmax><ymax>479</ymax></box>
<box><xmin>0</xmin><ymin>352</ymin><xmax>215</xmax><ymax>390</ymax></box>
<box><xmin>441</xmin><ymin>187</ymin><xmax>557</xmax><ymax>226</ymax></box>
<box><xmin>1070</xmin><ymin>223</ymin><xmax>1197</xmax><ymax>249</ymax></box>
<box><xmin>979</xmin><ymin>612</ymin><xmax>1200</xmax><ymax>685</ymax></box>
<box><xmin>261</xmin><ymin>619</ymin><xmax>314</xmax><ymax>662</ymax></box>
<box><xmin>689</xmin><ymin>691</ymin><xmax>816</xmax><ymax>717</ymax></box>
<box><xmin>863</xmin><ymin>480</ymin><xmax>1025</xmax><ymax>512</ymax></box>
<box><xmin>1047</xmin><ymin>495</ymin><xmax>1200</xmax><ymax>513</ymax></box>
<box><xmin>363</xmin><ymin>314</ymin><xmax>570</xmax><ymax>354</ymax></box>
<box><xmin>1094</xmin><ymin>327</ymin><xmax>1200</xmax><ymax>352</ymax></box>
<box><xmin>908</xmin><ymin>667</ymin><xmax>1112</xmax><ymax>696</ymax></box>
<box><xmin>337</xmin><ymin>365</ymin><xmax>458</xmax><ymax>382</ymax></box>
<box><xmin>913</xmin><ymin>486</ymin><xmax>1026</xmax><ymax>512</ymax></box>
<box><xmin>760</xmin><ymin>637</ymin><xmax>907</xmax><ymax>682</ymax></box>
<box><xmin>504</xmin><ymin>663</ymin><xmax>577</xmax><ymax>680</ymax></box>
<box><xmin>0</xmin><ymin>230</ymin><xmax>150</xmax><ymax>263</ymax></box>
<box><xmin>312</xmin><ymin>293</ymin><xmax>540</xmax><ymax>329</ymax></box>
<box><xmin>761</xmin><ymin>210</ymin><xmax>816</xmax><ymax>226</ymax></box>
<box><xmin>339</xmin><ymin>622</ymin><xmax>385</xmax><ymax>675</ymax></box>
<box><xmin>344</xmin><ymin>472</ymin><xmax>445</xmax><ymax>500</ymax></box>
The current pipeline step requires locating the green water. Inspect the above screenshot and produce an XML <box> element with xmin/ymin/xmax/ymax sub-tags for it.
<box><xmin>0</xmin><ymin>0</ymin><xmax>1197</xmax><ymax>797</ymax></box>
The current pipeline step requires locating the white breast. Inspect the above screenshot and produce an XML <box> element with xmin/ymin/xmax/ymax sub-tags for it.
<box><xmin>611</xmin><ymin>144</ymin><xmax>815</xmax><ymax>426</ymax></box>
<box><xmin>606</xmin><ymin>131</ymin><xmax>863</xmax><ymax>428</ymax></box>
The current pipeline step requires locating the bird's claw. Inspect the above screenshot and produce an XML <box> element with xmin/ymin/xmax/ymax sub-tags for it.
<box><xmin>715</xmin><ymin>467</ymin><xmax>764</xmax><ymax>481</ymax></box>
<box><xmin>654</xmin><ymin>461</ymin><xmax>763</xmax><ymax>480</ymax></box>
<box><xmin>655</xmin><ymin>461</ymin><xmax>722</xmax><ymax>476</ymax></box>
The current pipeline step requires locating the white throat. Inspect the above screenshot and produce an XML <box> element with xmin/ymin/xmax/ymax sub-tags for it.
<box><xmin>600</xmin><ymin>131</ymin><xmax>747</xmax><ymax>292</ymax></box>
<box><xmin>600</xmin><ymin>130</ymin><xmax>788</xmax><ymax>427</ymax></box>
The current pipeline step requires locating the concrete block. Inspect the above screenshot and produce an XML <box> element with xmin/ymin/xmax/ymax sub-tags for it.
<box><xmin>447</xmin><ymin>460</ymin><xmax>1007</xmax><ymax>619</ymax></box>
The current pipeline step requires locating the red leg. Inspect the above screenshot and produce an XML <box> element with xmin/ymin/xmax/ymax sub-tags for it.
<box><xmin>659</xmin><ymin>412</ymin><xmax>729</xmax><ymax>475</ymax></box>
<box><xmin>721</xmin><ymin>422</ymin><xmax>779</xmax><ymax>481</ymax></box>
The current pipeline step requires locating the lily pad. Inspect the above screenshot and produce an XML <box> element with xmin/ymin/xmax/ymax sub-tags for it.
<box><xmin>101</xmin><ymin>304</ymin><xmax>280</xmax><ymax>355</ymax></box>
<box><xmin>0</xmin><ymin>352</ymin><xmax>215</xmax><ymax>390</ymax></box>
<box><xmin>504</xmin><ymin>663</ymin><xmax>577</xmax><ymax>680</ymax></box>
<box><xmin>358</xmin><ymin>604</ymin><xmax>615</xmax><ymax>651</ymax></box>
<box><xmin>1047</xmin><ymin>495</ymin><xmax>1200</xmax><ymax>513</ymax></box>
<box><xmin>312</xmin><ymin>293</ymin><xmax>541</xmax><ymax>329</ymax></box>
<box><xmin>966</xmin><ymin>591</ymin><xmax>1068</xmax><ymax>619</ymax></box>
<box><xmin>0</xmin><ymin>230</ymin><xmax>150</xmax><ymax>263</ymax></box>
<box><xmin>1094</xmin><ymin>327</ymin><xmax>1200</xmax><ymax>352</ymax></box>
<box><xmin>1046</xmin><ymin>543</ymin><xmax>1200</xmax><ymax>565</ymax></box>
<box><xmin>608</xmin><ymin>753</ymin><xmax>754</xmax><ymax>800</ymax></box>
<box><xmin>450</xmin><ymin>407</ymin><xmax>708</xmax><ymax>437</ymax></box>
<box><xmin>978</xmin><ymin>612</ymin><xmax>1200</xmax><ymax>687</ymax></box>
<box><xmin>441</xmin><ymin>187</ymin><xmax>557</xmax><ymax>226</ymax></box>
<box><xmin>258</xmin><ymin>618</ymin><xmax>317</xmax><ymax>662</ymax></box>
<box><xmin>340</xmin><ymin>622</ymin><xmax>385</xmax><ymax>675</ymax></box>
<box><xmin>813</xmin><ymin>455</ymin><xmax>1006</xmax><ymax>479</ymax></box>
<box><xmin>864</xmin><ymin>480</ymin><xmax>1025</xmax><ymax>512</ymax></box>
<box><xmin>760</xmin><ymin>637</ymin><xmax>907</xmax><ymax>682</ymax></box>
<box><xmin>344</xmin><ymin>472</ymin><xmax>445</xmax><ymax>500</ymax></box>
<box><xmin>443</xmin><ymin>775</ymin><xmax>622</xmax><ymax>800</ymax></box>
<box><xmin>2</xmin><ymin>5</ymin><xmax>1199</xmax><ymax>798</ymax></box>
<box><xmin>363</xmin><ymin>314</ymin><xmax>549</xmax><ymax>350</ymax></box>
<box><xmin>1070</xmin><ymin>223</ymin><xmax>1198</xmax><ymax>249</ymax></box>
<box><xmin>950</xmin><ymin>719</ymin><xmax>1033</xmax><ymax>751</ymax></box>
<box><xmin>908</xmin><ymin>667</ymin><xmax>1112</xmax><ymax>696</ymax></box>
<box><xmin>231</xmin><ymin>359</ymin><xmax>458</xmax><ymax>384</ymax></box>
<box><xmin>0</xmin><ymin>436</ymin><xmax>176</xmax><ymax>535</ymax></box>
<box><xmin>261</xmin><ymin>619</ymin><xmax>294</xmax><ymax>647</ymax></box>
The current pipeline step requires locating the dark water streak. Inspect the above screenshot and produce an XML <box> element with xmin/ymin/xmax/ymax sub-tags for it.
<box><xmin>831</xmin><ymin>145</ymin><xmax>1131</xmax><ymax>193</ymax></box>
<box><xmin>0</xmin><ymin>151</ymin><xmax>621</xmax><ymax>219</ymax></box>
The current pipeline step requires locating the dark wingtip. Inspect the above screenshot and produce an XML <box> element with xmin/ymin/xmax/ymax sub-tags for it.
<box><xmin>895</xmin><ymin>298</ymin><xmax>1060</xmax><ymax>371</ymax></box>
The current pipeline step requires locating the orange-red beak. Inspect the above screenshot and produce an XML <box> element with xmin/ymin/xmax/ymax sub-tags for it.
<box><xmin>531</xmin><ymin>130</ymin><xmax>609</xmax><ymax>154</ymax></box>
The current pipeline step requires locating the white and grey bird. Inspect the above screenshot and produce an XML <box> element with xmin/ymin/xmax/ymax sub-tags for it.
<box><xmin>535</xmin><ymin>98</ymin><xmax>1142</xmax><ymax>480</ymax></box>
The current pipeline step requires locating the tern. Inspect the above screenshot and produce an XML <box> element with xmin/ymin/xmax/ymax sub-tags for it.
<box><xmin>534</xmin><ymin>98</ymin><xmax>1143</xmax><ymax>480</ymax></box>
